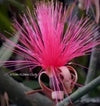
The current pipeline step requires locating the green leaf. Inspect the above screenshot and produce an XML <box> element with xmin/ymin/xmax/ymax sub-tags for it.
<box><xmin>0</xmin><ymin>33</ymin><xmax>19</xmax><ymax>66</ymax></box>
<box><xmin>23</xmin><ymin>80</ymin><xmax>40</xmax><ymax>90</ymax></box>
<box><xmin>23</xmin><ymin>79</ymin><xmax>49</xmax><ymax>90</ymax></box>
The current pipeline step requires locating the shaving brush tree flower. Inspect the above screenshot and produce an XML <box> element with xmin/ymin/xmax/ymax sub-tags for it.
<box><xmin>0</xmin><ymin>1</ymin><xmax>100</xmax><ymax>103</ymax></box>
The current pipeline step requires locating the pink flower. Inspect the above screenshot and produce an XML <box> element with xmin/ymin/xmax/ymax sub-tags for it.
<box><xmin>1</xmin><ymin>1</ymin><xmax>100</xmax><ymax>103</ymax></box>
<box><xmin>78</xmin><ymin>0</ymin><xmax>100</xmax><ymax>23</ymax></box>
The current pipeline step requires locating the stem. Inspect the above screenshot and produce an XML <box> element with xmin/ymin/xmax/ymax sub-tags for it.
<box><xmin>57</xmin><ymin>76</ymin><xmax>100</xmax><ymax>106</ymax></box>
<box><xmin>81</xmin><ymin>30</ymin><xmax>99</xmax><ymax>100</ymax></box>
<box><xmin>85</xmin><ymin>48</ymin><xmax>98</xmax><ymax>84</ymax></box>
<box><xmin>0</xmin><ymin>69</ymin><xmax>53</xmax><ymax>106</ymax></box>
<box><xmin>0</xmin><ymin>69</ymin><xmax>33</xmax><ymax>106</ymax></box>
<box><xmin>85</xmin><ymin>31</ymin><xmax>99</xmax><ymax>84</ymax></box>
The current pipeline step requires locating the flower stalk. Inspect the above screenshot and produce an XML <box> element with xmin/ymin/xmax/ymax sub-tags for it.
<box><xmin>57</xmin><ymin>76</ymin><xmax>100</xmax><ymax>106</ymax></box>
